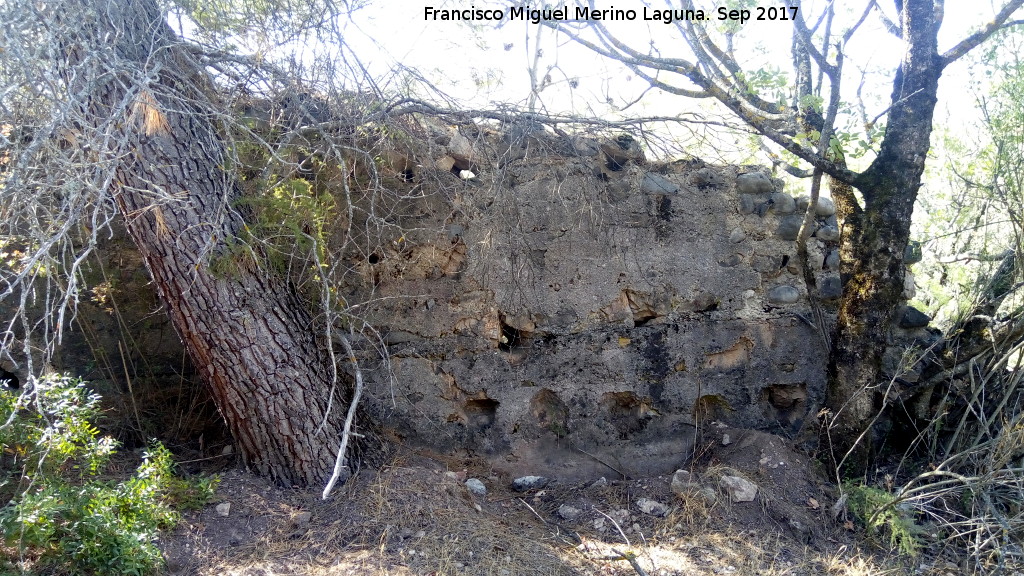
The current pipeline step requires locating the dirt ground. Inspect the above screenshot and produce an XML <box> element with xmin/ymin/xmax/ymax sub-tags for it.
<box><xmin>155</xmin><ymin>426</ymin><xmax>974</xmax><ymax>576</ymax></box>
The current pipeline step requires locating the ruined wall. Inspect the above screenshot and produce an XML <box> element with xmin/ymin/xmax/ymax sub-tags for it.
<box><xmin>3</xmin><ymin>117</ymin><xmax>856</xmax><ymax>478</ymax></box>
<box><xmin>343</xmin><ymin>126</ymin><xmax>844</xmax><ymax>480</ymax></box>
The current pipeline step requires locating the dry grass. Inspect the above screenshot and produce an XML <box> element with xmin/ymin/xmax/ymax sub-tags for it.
<box><xmin>155</xmin><ymin>450</ymin><xmax>911</xmax><ymax>576</ymax></box>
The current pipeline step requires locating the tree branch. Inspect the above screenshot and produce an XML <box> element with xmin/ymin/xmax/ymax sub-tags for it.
<box><xmin>322</xmin><ymin>329</ymin><xmax>365</xmax><ymax>499</ymax></box>
<box><xmin>941</xmin><ymin>0</ymin><xmax>1024</xmax><ymax>66</ymax></box>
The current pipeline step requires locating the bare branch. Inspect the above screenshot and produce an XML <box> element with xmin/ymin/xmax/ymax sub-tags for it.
<box><xmin>787</xmin><ymin>0</ymin><xmax>837</xmax><ymax>76</ymax></box>
<box><xmin>941</xmin><ymin>0</ymin><xmax>1024</xmax><ymax>66</ymax></box>
<box><xmin>875</xmin><ymin>1</ymin><xmax>902</xmax><ymax>37</ymax></box>
<box><xmin>322</xmin><ymin>329</ymin><xmax>365</xmax><ymax>499</ymax></box>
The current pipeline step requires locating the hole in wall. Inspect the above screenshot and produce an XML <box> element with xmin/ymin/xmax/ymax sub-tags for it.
<box><xmin>498</xmin><ymin>316</ymin><xmax>530</xmax><ymax>353</ymax></box>
<box><xmin>633</xmin><ymin>315</ymin><xmax>655</xmax><ymax>327</ymax></box>
<box><xmin>367</xmin><ymin>253</ymin><xmax>381</xmax><ymax>264</ymax></box>
<box><xmin>605</xmin><ymin>157</ymin><xmax>625</xmax><ymax>172</ymax></box>
<box><xmin>463</xmin><ymin>398</ymin><xmax>499</xmax><ymax>430</ymax></box>
<box><xmin>658</xmin><ymin>196</ymin><xmax>672</xmax><ymax>221</ymax></box>
<box><xmin>762</xmin><ymin>383</ymin><xmax>808</xmax><ymax>431</ymax></box>
<box><xmin>691</xmin><ymin>394</ymin><xmax>733</xmax><ymax>425</ymax></box>
<box><xmin>529</xmin><ymin>389</ymin><xmax>569</xmax><ymax>437</ymax></box>
<box><xmin>448</xmin><ymin>159</ymin><xmax>475</xmax><ymax>178</ymax></box>
<box><xmin>600</xmin><ymin>391</ymin><xmax>656</xmax><ymax>436</ymax></box>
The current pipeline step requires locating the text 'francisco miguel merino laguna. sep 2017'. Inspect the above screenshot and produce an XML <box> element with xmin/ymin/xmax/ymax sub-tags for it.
<box><xmin>424</xmin><ymin>5</ymin><xmax>800</xmax><ymax>25</ymax></box>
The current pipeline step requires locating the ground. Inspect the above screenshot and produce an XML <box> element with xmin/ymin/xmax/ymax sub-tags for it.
<box><xmin>156</xmin><ymin>427</ymin><xmax>963</xmax><ymax>576</ymax></box>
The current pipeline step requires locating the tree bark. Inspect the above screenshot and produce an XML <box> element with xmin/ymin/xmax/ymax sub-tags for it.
<box><xmin>54</xmin><ymin>0</ymin><xmax>349</xmax><ymax>486</ymax></box>
<box><xmin>827</xmin><ymin>0</ymin><xmax>943</xmax><ymax>472</ymax></box>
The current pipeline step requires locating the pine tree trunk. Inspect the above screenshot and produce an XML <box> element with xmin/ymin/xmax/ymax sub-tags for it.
<box><xmin>55</xmin><ymin>0</ymin><xmax>349</xmax><ymax>486</ymax></box>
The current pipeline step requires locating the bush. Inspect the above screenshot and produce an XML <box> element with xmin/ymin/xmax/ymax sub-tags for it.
<box><xmin>0</xmin><ymin>374</ymin><xmax>216</xmax><ymax>575</ymax></box>
<box><xmin>845</xmin><ymin>483</ymin><xmax>924</xmax><ymax>557</ymax></box>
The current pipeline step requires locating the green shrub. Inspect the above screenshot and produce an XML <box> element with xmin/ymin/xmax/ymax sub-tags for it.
<box><xmin>845</xmin><ymin>483</ymin><xmax>925</xmax><ymax>556</ymax></box>
<box><xmin>0</xmin><ymin>374</ymin><xmax>216</xmax><ymax>575</ymax></box>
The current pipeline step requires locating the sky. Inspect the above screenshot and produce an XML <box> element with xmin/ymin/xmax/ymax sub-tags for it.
<box><xmin>334</xmin><ymin>1</ymin><xmax>1007</xmax><ymax>125</ymax></box>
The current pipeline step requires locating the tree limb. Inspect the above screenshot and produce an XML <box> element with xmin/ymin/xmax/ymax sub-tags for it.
<box><xmin>322</xmin><ymin>329</ymin><xmax>365</xmax><ymax>499</ymax></box>
<box><xmin>941</xmin><ymin>0</ymin><xmax>1024</xmax><ymax>66</ymax></box>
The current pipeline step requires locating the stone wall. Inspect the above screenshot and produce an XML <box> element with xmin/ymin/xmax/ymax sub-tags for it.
<box><xmin>3</xmin><ymin>120</ymin><xmax>857</xmax><ymax>478</ymax></box>
<box><xmin>343</xmin><ymin>126</ymin><xmax>844</xmax><ymax>480</ymax></box>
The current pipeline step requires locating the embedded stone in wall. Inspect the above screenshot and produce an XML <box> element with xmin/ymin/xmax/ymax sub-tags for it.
<box><xmin>815</xmin><ymin>196</ymin><xmax>836</xmax><ymax>216</ymax></box>
<box><xmin>777</xmin><ymin>216</ymin><xmax>804</xmax><ymax>241</ymax></box>
<box><xmin>448</xmin><ymin>130</ymin><xmax>481</xmax><ymax>166</ymax></box>
<box><xmin>795</xmin><ymin>195</ymin><xmax>837</xmax><ymax>216</ymax></box>
<box><xmin>729</xmin><ymin>227</ymin><xmax>746</xmax><ymax>243</ymax></box>
<box><xmin>625</xmin><ymin>288</ymin><xmax>672</xmax><ymax>324</ymax></box>
<box><xmin>819</xmin><ymin>276</ymin><xmax>843</xmax><ymax>301</ymax></box>
<box><xmin>815</xmin><ymin>226</ymin><xmax>840</xmax><ymax>242</ymax></box>
<box><xmin>903</xmin><ymin>270</ymin><xmax>917</xmax><ymax>299</ymax></box>
<box><xmin>719</xmin><ymin>253</ymin><xmax>743</xmax><ymax>267</ymax></box>
<box><xmin>825</xmin><ymin>249</ymin><xmax>840</xmax><ymax>270</ymax></box>
<box><xmin>642</xmin><ymin>173</ymin><xmax>680</xmax><ymax>195</ymax></box>
<box><xmin>900</xmin><ymin>305</ymin><xmax>930</xmax><ymax>328</ymax></box>
<box><xmin>770</xmin><ymin>192</ymin><xmax>796</xmax><ymax>214</ymax></box>
<box><xmin>690</xmin><ymin>167</ymin><xmax>726</xmax><ymax>188</ymax></box>
<box><xmin>600</xmin><ymin>135</ymin><xmax>645</xmax><ymax>168</ymax></box>
<box><xmin>601</xmin><ymin>391</ymin><xmax>658</xmax><ymax>435</ymax></box>
<box><xmin>739</xmin><ymin>195</ymin><xmax>756</xmax><ymax>215</ymax></box>
<box><xmin>600</xmin><ymin>294</ymin><xmax>633</xmax><ymax>324</ymax></box>
<box><xmin>767</xmin><ymin>285</ymin><xmax>801</xmax><ymax>304</ymax></box>
<box><xmin>763</xmin><ymin>383</ymin><xmax>808</xmax><ymax>427</ymax></box>
<box><xmin>905</xmin><ymin>241</ymin><xmax>923</xmax><ymax>265</ymax></box>
<box><xmin>736</xmin><ymin>171</ymin><xmax>774</xmax><ymax>194</ymax></box>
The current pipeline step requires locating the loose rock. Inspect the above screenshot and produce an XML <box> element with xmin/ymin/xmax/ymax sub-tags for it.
<box><xmin>445</xmin><ymin>470</ymin><xmax>467</xmax><ymax>482</ymax></box>
<box><xmin>636</xmin><ymin>498</ymin><xmax>669</xmax><ymax>517</ymax></box>
<box><xmin>729</xmin><ymin>227</ymin><xmax>746</xmax><ymax>243</ymax></box>
<box><xmin>671</xmin><ymin>469</ymin><xmax>695</xmax><ymax>495</ymax></box>
<box><xmin>215</xmin><ymin>502</ymin><xmax>231</xmax><ymax>517</ymax></box>
<box><xmin>558</xmin><ymin>504</ymin><xmax>582</xmax><ymax>520</ymax></box>
<box><xmin>719</xmin><ymin>475</ymin><xmax>758</xmax><ymax>503</ymax></box>
<box><xmin>698</xmin><ymin>487</ymin><xmax>719</xmax><ymax>505</ymax></box>
<box><xmin>292</xmin><ymin>511</ymin><xmax>312</xmax><ymax>529</ymax></box>
<box><xmin>465</xmin><ymin>478</ymin><xmax>487</xmax><ymax>496</ymax></box>
<box><xmin>609</xmin><ymin>509</ymin><xmax>630</xmax><ymax>525</ymax></box>
<box><xmin>511</xmin><ymin>476</ymin><xmax>550</xmax><ymax>492</ymax></box>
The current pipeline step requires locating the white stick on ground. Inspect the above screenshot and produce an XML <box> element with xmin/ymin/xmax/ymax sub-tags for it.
<box><xmin>322</xmin><ymin>330</ymin><xmax>364</xmax><ymax>499</ymax></box>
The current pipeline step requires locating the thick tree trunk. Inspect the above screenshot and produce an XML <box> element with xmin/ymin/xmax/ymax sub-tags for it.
<box><xmin>55</xmin><ymin>0</ymin><xmax>349</xmax><ymax>486</ymax></box>
<box><xmin>827</xmin><ymin>0</ymin><xmax>942</xmax><ymax>472</ymax></box>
